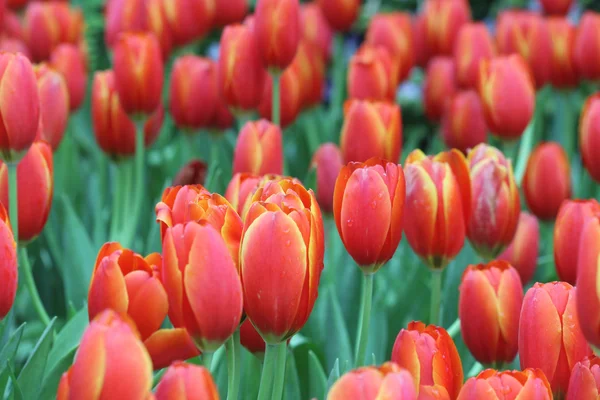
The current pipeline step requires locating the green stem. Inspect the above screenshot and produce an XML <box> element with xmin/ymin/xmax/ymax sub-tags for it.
<box><xmin>7</xmin><ymin>163</ymin><xmax>18</xmax><ymax>244</ymax></box>
<box><xmin>514</xmin><ymin>118</ymin><xmax>535</xmax><ymax>186</ymax></box>
<box><xmin>257</xmin><ymin>343</ymin><xmax>278</xmax><ymax>400</ymax></box>
<box><xmin>355</xmin><ymin>273</ymin><xmax>374</xmax><ymax>367</ymax></box>
<box><xmin>446</xmin><ymin>318</ymin><xmax>460</xmax><ymax>338</ymax></box>
<box><xmin>203</xmin><ymin>352</ymin><xmax>214</xmax><ymax>370</ymax></box>
<box><xmin>272</xmin><ymin>72</ymin><xmax>281</xmax><ymax>127</ymax></box>
<box><xmin>120</xmin><ymin>120</ymin><xmax>146</xmax><ymax>247</ymax></box>
<box><xmin>430</xmin><ymin>270</ymin><xmax>442</xmax><ymax>326</ymax></box>
<box><xmin>20</xmin><ymin>247</ymin><xmax>50</xmax><ymax>326</ymax></box>
<box><xmin>331</xmin><ymin>33</ymin><xmax>345</xmax><ymax>113</ymax></box>
<box><xmin>270</xmin><ymin>342</ymin><xmax>287</xmax><ymax>400</ymax></box>
<box><xmin>226</xmin><ymin>330</ymin><xmax>241</xmax><ymax>400</ymax></box>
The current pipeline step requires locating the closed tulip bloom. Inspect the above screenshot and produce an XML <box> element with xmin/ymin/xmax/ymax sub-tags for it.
<box><xmin>225</xmin><ymin>173</ymin><xmax>261</xmax><ymax>216</ymax></box>
<box><xmin>459</xmin><ymin>261</ymin><xmax>523</xmax><ymax>365</ymax></box>
<box><xmin>213</xmin><ymin>0</ymin><xmax>247</xmax><ymax>27</ymax></box>
<box><xmin>413</xmin><ymin>15</ymin><xmax>429</xmax><ymax>68</ymax></box>
<box><xmin>498</xmin><ymin>212</ymin><xmax>539</xmax><ymax>285</ymax></box>
<box><xmin>208</xmin><ymin>95</ymin><xmax>235</xmax><ymax>131</ymax></box>
<box><xmin>258</xmin><ymin>62</ymin><xmax>302</xmax><ymax>127</ymax></box>
<box><xmin>423</xmin><ymin>0</ymin><xmax>471</xmax><ymax>57</ymax></box>
<box><xmin>301</xmin><ymin>3</ymin><xmax>333</xmax><ymax>61</ymax></box>
<box><xmin>348</xmin><ymin>45</ymin><xmax>398</xmax><ymax>102</ymax></box>
<box><xmin>541</xmin><ymin>0</ymin><xmax>573</xmax><ymax>15</ymax></box>
<box><xmin>574</xmin><ymin>12</ymin><xmax>600</xmax><ymax>80</ymax></box>
<box><xmin>0</xmin><ymin>53</ymin><xmax>40</xmax><ymax>163</ymax></box>
<box><xmin>292</xmin><ymin>40</ymin><xmax>326</xmax><ymax>108</ymax></box>
<box><xmin>92</xmin><ymin>71</ymin><xmax>164</xmax><ymax>158</ymax></box>
<box><xmin>218</xmin><ymin>23</ymin><xmax>268</xmax><ymax>111</ymax></box>
<box><xmin>255</xmin><ymin>0</ymin><xmax>300</xmax><ymax>70</ymax></box>
<box><xmin>0</xmin><ymin>38</ymin><xmax>30</xmax><ymax>59</ymax></box>
<box><xmin>144</xmin><ymin>327</ymin><xmax>200</xmax><ymax>370</ymax></box>
<box><xmin>457</xmin><ymin>369</ymin><xmax>553</xmax><ymax>400</ymax></box>
<box><xmin>424</xmin><ymin>57</ymin><xmax>457</xmax><ymax>122</ymax></box>
<box><xmin>391</xmin><ymin>322</ymin><xmax>464</xmax><ymax>399</ymax></box>
<box><xmin>333</xmin><ymin>158</ymin><xmax>405</xmax><ymax>272</ymax></box>
<box><xmin>0</xmin><ymin>204</ymin><xmax>16</xmax><ymax>320</ymax></box>
<box><xmin>478</xmin><ymin>55</ymin><xmax>535</xmax><ymax>139</ymax></box>
<box><xmin>155</xmin><ymin>362</ymin><xmax>219</xmax><ymax>400</ymax></box>
<box><xmin>453</xmin><ymin>23</ymin><xmax>495</xmax><ymax>89</ymax></box>
<box><xmin>162</xmin><ymin>0</ymin><xmax>214</xmax><ymax>47</ymax></box>
<box><xmin>50</xmin><ymin>44</ymin><xmax>88</xmax><ymax>111</ymax></box>
<box><xmin>566</xmin><ymin>357</ymin><xmax>600</xmax><ymax>400</ymax></box>
<box><xmin>0</xmin><ymin>141</ymin><xmax>52</xmax><ymax>243</ymax></box>
<box><xmin>441</xmin><ymin>90</ymin><xmax>487</xmax><ymax>153</ymax></box>
<box><xmin>404</xmin><ymin>149</ymin><xmax>471</xmax><ymax>269</ymax></box>
<box><xmin>173</xmin><ymin>160</ymin><xmax>207</xmax><ymax>186</ymax></box>
<box><xmin>523</xmin><ymin>142</ymin><xmax>571</xmax><ymax>220</ymax></box>
<box><xmin>311</xmin><ymin>143</ymin><xmax>343</xmax><ymax>213</ymax></box>
<box><xmin>519</xmin><ymin>282</ymin><xmax>592</xmax><ymax>396</ymax></box>
<box><xmin>6</xmin><ymin>0</ymin><xmax>26</xmax><ymax>10</ymax></box>
<box><xmin>162</xmin><ymin>222</ymin><xmax>243</xmax><ymax>351</ymax></box>
<box><xmin>56</xmin><ymin>310</ymin><xmax>153</xmax><ymax>400</ymax></box>
<box><xmin>547</xmin><ymin>18</ymin><xmax>578</xmax><ymax>88</ymax></box>
<box><xmin>241</xmin><ymin>178</ymin><xmax>324</xmax><ymax>343</ymax></box>
<box><xmin>580</xmin><ymin>94</ymin><xmax>600</xmax><ymax>182</ymax></box>
<box><xmin>576</xmin><ymin>216</ymin><xmax>600</xmax><ymax>348</ymax></box>
<box><xmin>34</xmin><ymin>64</ymin><xmax>69</xmax><ymax>151</ymax></box>
<box><xmin>232</xmin><ymin>119</ymin><xmax>283</xmax><ymax>176</ymax></box>
<box><xmin>340</xmin><ymin>100</ymin><xmax>402</xmax><ymax>164</ymax></box>
<box><xmin>328</xmin><ymin>363</ymin><xmax>417</xmax><ymax>400</ymax></box>
<box><xmin>317</xmin><ymin>0</ymin><xmax>359</xmax><ymax>32</ymax></box>
<box><xmin>240</xmin><ymin>318</ymin><xmax>266</xmax><ymax>357</ymax></box>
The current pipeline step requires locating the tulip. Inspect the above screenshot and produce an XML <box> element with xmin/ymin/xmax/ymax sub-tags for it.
<box><xmin>92</xmin><ymin>71</ymin><xmax>164</xmax><ymax>158</ymax></box>
<box><xmin>459</xmin><ymin>261</ymin><xmax>523</xmax><ymax>365</ymax></box>
<box><xmin>547</xmin><ymin>18</ymin><xmax>578</xmax><ymax>88</ymax></box>
<box><xmin>0</xmin><ymin>141</ymin><xmax>52</xmax><ymax>243</ymax></box>
<box><xmin>213</xmin><ymin>0</ymin><xmax>247</xmax><ymax>27</ymax></box>
<box><xmin>457</xmin><ymin>369</ymin><xmax>553</xmax><ymax>400</ymax></box>
<box><xmin>498</xmin><ymin>212</ymin><xmax>539</xmax><ymax>285</ymax></box>
<box><xmin>162</xmin><ymin>222</ymin><xmax>243</xmax><ymax>352</ymax></box>
<box><xmin>0</xmin><ymin>53</ymin><xmax>40</xmax><ymax>163</ymax></box>
<box><xmin>391</xmin><ymin>322</ymin><xmax>464</xmax><ymax>399</ymax></box>
<box><xmin>56</xmin><ymin>310</ymin><xmax>153</xmax><ymax>400</ymax></box>
<box><xmin>255</xmin><ymin>0</ymin><xmax>300</xmax><ymax>70</ymax></box>
<box><xmin>580</xmin><ymin>93</ymin><xmax>600</xmax><ymax>183</ymax></box>
<box><xmin>419</xmin><ymin>386</ymin><xmax>450</xmax><ymax>400</ymax></box>
<box><xmin>453</xmin><ymin>23</ymin><xmax>495</xmax><ymax>89</ymax></box>
<box><xmin>576</xmin><ymin>215</ymin><xmax>600</xmax><ymax>348</ymax></box>
<box><xmin>50</xmin><ymin>44</ymin><xmax>88</xmax><ymax>112</ymax></box>
<box><xmin>422</xmin><ymin>0</ymin><xmax>470</xmax><ymax>57</ymax></box>
<box><xmin>566</xmin><ymin>357</ymin><xmax>600</xmax><ymax>400</ymax></box>
<box><xmin>258</xmin><ymin>62</ymin><xmax>302</xmax><ymax>127</ymax></box>
<box><xmin>0</xmin><ymin>204</ymin><xmax>16</xmax><ymax>320</ymax></box>
<box><xmin>155</xmin><ymin>362</ymin><xmax>219</xmax><ymax>399</ymax></box>
<box><xmin>574</xmin><ymin>12</ymin><xmax>600</xmax><ymax>81</ymax></box>
<box><xmin>0</xmin><ymin>38</ymin><xmax>30</xmax><ymax>58</ymax></box>
<box><xmin>340</xmin><ymin>100</ymin><xmax>402</xmax><ymax>164</ymax></box>
<box><xmin>327</xmin><ymin>362</ymin><xmax>417</xmax><ymax>400</ymax></box>
<box><xmin>225</xmin><ymin>173</ymin><xmax>261</xmax><ymax>216</ymax></box>
<box><xmin>34</xmin><ymin>64</ymin><xmax>69</xmax><ymax>151</ymax></box>
<box><xmin>173</xmin><ymin>160</ymin><xmax>207</xmax><ymax>186</ymax></box>
<box><xmin>519</xmin><ymin>282</ymin><xmax>592</xmax><ymax>396</ymax></box>
<box><xmin>144</xmin><ymin>327</ymin><xmax>201</xmax><ymax>370</ymax></box>
<box><xmin>523</xmin><ymin>142</ymin><xmax>571</xmax><ymax>220</ymax></box>
<box><xmin>478</xmin><ymin>55</ymin><xmax>535</xmax><ymax>139</ymax></box>
<box><xmin>441</xmin><ymin>90</ymin><xmax>487</xmax><ymax>153</ymax></box>
<box><xmin>218</xmin><ymin>22</ymin><xmax>268</xmax><ymax>111</ymax></box>
<box><xmin>301</xmin><ymin>3</ymin><xmax>333</xmax><ymax>60</ymax></box>
<box><xmin>311</xmin><ymin>143</ymin><xmax>343</xmax><ymax>213</ymax></box>
<box><xmin>208</xmin><ymin>96</ymin><xmax>235</xmax><ymax>131</ymax></box>
<box><xmin>292</xmin><ymin>40</ymin><xmax>326</xmax><ymax>109</ymax></box>
<box><xmin>6</xmin><ymin>0</ymin><xmax>26</xmax><ymax>10</ymax></box>
<box><xmin>541</xmin><ymin>0</ymin><xmax>573</xmax><ymax>15</ymax></box>
<box><xmin>423</xmin><ymin>57</ymin><xmax>457</xmax><ymax>122</ymax></box>
<box><xmin>240</xmin><ymin>318</ymin><xmax>266</xmax><ymax>357</ymax></box>
<box><xmin>348</xmin><ymin>45</ymin><xmax>398</xmax><ymax>102</ymax></box>
<box><xmin>232</xmin><ymin>119</ymin><xmax>283</xmax><ymax>176</ymax></box>
<box><xmin>413</xmin><ymin>15</ymin><xmax>429</xmax><ymax>68</ymax></box>
<box><xmin>162</xmin><ymin>0</ymin><xmax>214</xmax><ymax>47</ymax></box>
<box><xmin>317</xmin><ymin>0</ymin><xmax>359</xmax><ymax>32</ymax></box>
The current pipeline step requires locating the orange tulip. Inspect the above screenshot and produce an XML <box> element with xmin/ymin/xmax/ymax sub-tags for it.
<box><xmin>333</xmin><ymin>158</ymin><xmax>405</xmax><ymax>273</ymax></box>
<box><xmin>391</xmin><ymin>322</ymin><xmax>464</xmax><ymax>399</ymax></box>
<box><xmin>0</xmin><ymin>141</ymin><xmax>52</xmax><ymax>243</ymax></box>
<box><xmin>255</xmin><ymin>0</ymin><xmax>301</xmax><ymax>70</ymax></box>
<box><xmin>155</xmin><ymin>362</ymin><xmax>219</xmax><ymax>399</ymax></box>
<box><xmin>162</xmin><ymin>222</ymin><xmax>243</xmax><ymax>351</ymax></box>
<box><xmin>580</xmin><ymin>93</ymin><xmax>600</xmax><ymax>183</ymax></box>
<box><xmin>327</xmin><ymin>362</ymin><xmax>417</xmax><ymax>400</ymax></box>
<box><xmin>317</xmin><ymin>0</ymin><xmax>359</xmax><ymax>32</ymax></box>
<box><xmin>56</xmin><ymin>310</ymin><xmax>153</xmax><ymax>400</ymax></box>
<box><xmin>225</xmin><ymin>173</ymin><xmax>261</xmax><ymax>216</ymax></box>
<box><xmin>574</xmin><ymin>12</ymin><xmax>600</xmax><ymax>81</ymax></box>
<box><xmin>91</xmin><ymin>70</ymin><xmax>164</xmax><ymax>158</ymax></box>
<box><xmin>523</xmin><ymin>142</ymin><xmax>571</xmax><ymax>220</ymax></box>
<box><xmin>144</xmin><ymin>328</ymin><xmax>200</xmax><ymax>370</ymax></box>
<box><xmin>162</xmin><ymin>0</ymin><xmax>214</xmax><ymax>47</ymax></box>
<box><xmin>301</xmin><ymin>2</ymin><xmax>333</xmax><ymax>61</ymax></box>
<box><xmin>422</xmin><ymin>0</ymin><xmax>471</xmax><ymax>57</ymax></box>
<box><xmin>213</xmin><ymin>0</ymin><xmax>248</xmax><ymax>27</ymax></box>
<box><xmin>403</xmin><ymin>149</ymin><xmax>471</xmax><ymax>269</ymax></box>
<box><xmin>478</xmin><ymin>55</ymin><xmax>535</xmax><ymax>139</ymax></box>
<box><xmin>541</xmin><ymin>0</ymin><xmax>573</xmax><ymax>15</ymax></box>
<box><xmin>519</xmin><ymin>282</ymin><xmax>592</xmax><ymax>396</ymax></box>
<box><xmin>0</xmin><ymin>204</ymin><xmax>16</xmax><ymax>320</ymax></box>
<box><xmin>311</xmin><ymin>143</ymin><xmax>343</xmax><ymax>213</ymax></box>
<box><xmin>232</xmin><ymin>119</ymin><xmax>283</xmax><ymax>176</ymax></box>
<box><xmin>292</xmin><ymin>40</ymin><xmax>326</xmax><ymax>109</ymax></box>
<box><xmin>348</xmin><ymin>44</ymin><xmax>398</xmax><ymax>102</ymax></box>
<box><xmin>459</xmin><ymin>261</ymin><xmax>523</xmax><ymax>365</ymax></box>
<box><xmin>441</xmin><ymin>90</ymin><xmax>487</xmax><ymax>154</ymax></box>
<box><xmin>50</xmin><ymin>43</ymin><xmax>88</xmax><ymax>111</ymax></box>
<box><xmin>240</xmin><ymin>178</ymin><xmax>324</xmax><ymax>343</ymax></box>
<box><xmin>453</xmin><ymin>23</ymin><xmax>495</xmax><ymax>89</ymax></box>
<box><xmin>498</xmin><ymin>211</ymin><xmax>539</xmax><ymax>285</ymax></box>
<box><xmin>34</xmin><ymin>64</ymin><xmax>69</xmax><ymax>151</ymax></box>
<box><xmin>566</xmin><ymin>357</ymin><xmax>600</xmax><ymax>400</ymax></box>
<box><xmin>258</xmin><ymin>62</ymin><xmax>302</xmax><ymax>127</ymax></box>
<box><xmin>173</xmin><ymin>160</ymin><xmax>207</xmax><ymax>186</ymax></box>
<box><xmin>547</xmin><ymin>18</ymin><xmax>578</xmax><ymax>88</ymax></box>
<box><xmin>457</xmin><ymin>369</ymin><xmax>553</xmax><ymax>400</ymax></box>
<box><xmin>424</xmin><ymin>57</ymin><xmax>457</xmax><ymax>122</ymax></box>
<box><xmin>576</xmin><ymin>215</ymin><xmax>600</xmax><ymax>348</ymax></box>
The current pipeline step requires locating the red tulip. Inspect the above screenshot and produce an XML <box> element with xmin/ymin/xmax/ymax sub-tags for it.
<box><xmin>155</xmin><ymin>362</ymin><xmax>219</xmax><ymax>399</ymax></box>
<box><xmin>301</xmin><ymin>2</ymin><xmax>333</xmax><ymax>61</ymax></box>
<box><xmin>348</xmin><ymin>44</ymin><xmax>398</xmax><ymax>102</ymax></box>
<box><xmin>292</xmin><ymin>40</ymin><xmax>326</xmax><ymax>109</ymax></box>
<box><xmin>311</xmin><ymin>143</ymin><xmax>343</xmax><ymax>213</ymax></box>
<box><xmin>457</xmin><ymin>369</ymin><xmax>553</xmax><ymax>400</ymax></box>
<box><xmin>413</xmin><ymin>14</ymin><xmax>429</xmax><ymax>68</ymax></box>
<box><xmin>0</xmin><ymin>37</ymin><xmax>30</xmax><ymax>59</ymax></box>
<box><xmin>172</xmin><ymin>160</ymin><xmax>207</xmax><ymax>186</ymax></box>
<box><xmin>576</xmin><ymin>215</ymin><xmax>600</xmax><ymax>348</ymax></box>
<box><xmin>50</xmin><ymin>43</ymin><xmax>88</xmax><ymax>111</ymax></box>
<box><xmin>422</xmin><ymin>0</ymin><xmax>471</xmax><ymax>57</ymax></box>
<box><xmin>441</xmin><ymin>90</ymin><xmax>487</xmax><ymax>153</ymax></box>
<box><xmin>258</xmin><ymin>62</ymin><xmax>302</xmax><ymax>127</ymax></box>
<box><xmin>0</xmin><ymin>204</ymin><xmax>16</xmax><ymax>320</ymax></box>
<box><xmin>580</xmin><ymin>93</ymin><xmax>600</xmax><ymax>183</ymax></box>
<box><xmin>255</xmin><ymin>0</ymin><xmax>301</xmax><ymax>70</ymax></box>
<box><xmin>144</xmin><ymin>328</ymin><xmax>200</xmax><ymax>370</ymax></box>
<box><xmin>453</xmin><ymin>23</ymin><xmax>495</xmax><ymax>89</ymax></box>
<box><xmin>213</xmin><ymin>0</ymin><xmax>248</xmax><ymax>27</ymax></box>
<box><xmin>498</xmin><ymin>211</ymin><xmax>539</xmax><ymax>284</ymax></box>
<box><xmin>232</xmin><ymin>119</ymin><xmax>283</xmax><ymax>176</ymax></box>
<box><xmin>162</xmin><ymin>0</ymin><xmax>214</xmax><ymax>47</ymax></box>
<box><xmin>566</xmin><ymin>357</ymin><xmax>600</xmax><ymax>400</ymax></box>
<box><xmin>547</xmin><ymin>17</ymin><xmax>578</xmax><ymax>88</ymax></box>
<box><xmin>225</xmin><ymin>173</ymin><xmax>261</xmax><ymax>216</ymax></box>
<box><xmin>317</xmin><ymin>0</ymin><xmax>359</xmax><ymax>32</ymax></box>
<box><xmin>541</xmin><ymin>0</ymin><xmax>573</xmax><ymax>15</ymax></box>
<box><xmin>34</xmin><ymin>64</ymin><xmax>69</xmax><ymax>151</ymax></box>
<box><xmin>424</xmin><ymin>57</ymin><xmax>457</xmax><ymax>122</ymax></box>
<box><xmin>574</xmin><ymin>12</ymin><xmax>600</xmax><ymax>81</ymax></box>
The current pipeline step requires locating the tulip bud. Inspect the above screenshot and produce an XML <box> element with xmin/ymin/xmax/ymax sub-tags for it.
<box><xmin>459</xmin><ymin>261</ymin><xmax>523</xmax><ymax>365</ymax></box>
<box><xmin>292</xmin><ymin>40</ymin><xmax>326</xmax><ymax>109</ymax></box>
<box><xmin>311</xmin><ymin>143</ymin><xmax>343</xmax><ymax>213</ymax></box>
<box><xmin>317</xmin><ymin>0</ymin><xmax>359</xmax><ymax>32</ymax></box>
<box><xmin>478</xmin><ymin>55</ymin><xmax>535</xmax><ymax>139</ymax></box>
<box><xmin>301</xmin><ymin>3</ymin><xmax>333</xmax><ymax>61</ymax></box>
<box><xmin>50</xmin><ymin>43</ymin><xmax>88</xmax><ymax>112</ymax></box>
<box><xmin>0</xmin><ymin>204</ymin><xmax>16</xmax><ymax>320</ymax></box>
<box><xmin>6</xmin><ymin>0</ymin><xmax>26</xmax><ymax>10</ymax></box>
<box><xmin>424</xmin><ymin>57</ymin><xmax>457</xmax><ymax>122</ymax></box>
<box><xmin>258</xmin><ymin>63</ymin><xmax>302</xmax><ymax>127</ymax></box>
<box><xmin>391</xmin><ymin>322</ymin><xmax>464</xmax><ymax>399</ymax></box>
<box><xmin>208</xmin><ymin>96</ymin><xmax>235</xmax><ymax>131</ymax></box>
<box><xmin>34</xmin><ymin>64</ymin><xmax>69</xmax><ymax>151</ymax></box>
<box><xmin>327</xmin><ymin>362</ymin><xmax>417</xmax><ymax>400</ymax></box>
<box><xmin>0</xmin><ymin>53</ymin><xmax>40</xmax><ymax>163</ymax></box>
<box><xmin>92</xmin><ymin>71</ymin><xmax>164</xmax><ymax>158</ymax></box>
<box><xmin>457</xmin><ymin>369</ymin><xmax>553</xmax><ymax>400</ymax></box>
<box><xmin>255</xmin><ymin>0</ymin><xmax>300</xmax><ymax>70</ymax></box>
<box><xmin>441</xmin><ymin>90</ymin><xmax>487</xmax><ymax>154</ymax></box>
<box><xmin>348</xmin><ymin>45</ymin><xmax>397</xmax><ymax>102</ymax></box>
<box><xmin>225</xmin><ymin>173</ymin><xmax>261</xmax><ymax>216</ymax></box>
<box><xmin>519</xmin><ymin>282</ymin><xmax>592</xmax><ymax>396</ymax></box>
<box><xmin>218</xmin><ymin>22</ymin><xmax>268</xmax><ymax>111</ymax></box>
<box><xmin>566</xmin><ymin>357</ymin><xmax>600</xmax><ymax>400</ymax></box>
<box><xmin>404</xmin><ymin>149</ymin><xmax>471</xmax><ymax>269</ymax></box>
<box><xmin>580</xmin><ymin>93</ymin><xmax>600</xmax><ymax>183</ymax></box>
<box><xmin>162</xmin><ymin>0</ymin><xmax>215</xmax><ymax>47</ymax></box>
<box><xmin>144</xmin><ymin>327</ymin><xmax>200</xmax><ymax>370</ymax></box>
<box><xmin>173</xmin><ymin>160</ymin><xmax>207</xmax><ymax>186</ymax></box>
<box><xmin>162</xmin><ymin>222</ymin><xmax>243</xmax><ymax>351</ymax></box>
<box><xmin>240</xmin><ymin>318</ymin><xmax>266</xmax><ymax>358</ymax></box>
<box><xmin>576</xmin><ymin>216</ymin><xmax>600</xmax><ymax>348</ymax></box>
<box><xmin>333</xmin><ymin>158</ymin><xmax>405</xmax><ymax>273</ymax></box>
<box><xmin>423</xmin><ymin>0</ymin><xmax>471</xmax><ymax>57</ymax></box>
<box><xmin>213</xmin><ymin>0</ymin><xmax>248</xmax><ymax>27</ymax></box>
<box><xmin>0</xmin><ymin>141</ymin><xmax>52</xmax><ymax>243</ymax></box>
<box><xmin>241</xmin><ymin>178</ymin><xmax>324</xmax><ymax>343</ymax></box>
<box><xmin>56</xmin><ymin>310</ymin><xmax>153</xmax><ymax>400</ymax></box>
<box><xmin>413</xmin><ymin>15</ymin><xmax>429</xmax><ymax>68</ymax></box>
<box><xmin>547</xmin><ymin>18</ymin><xmax>578</xmax><ymax>88</ymax></box>
<box><xmin>155</xmin><ymin>362</ymin><xmax>219</xmax><ymax>399</ymax></box>
<box><xmin>574</xmin><ymin>12</ymin><xmax>600</xmax><ymax>81</ymax></box>
<box><xmin>541</xmin><ymin>0</ymin><xmax>573</xmax><ymax>15</ymax></box>
<box><xmin>453</xmin><ymin>23</ymin><xmax>495</xmax><ymax>89</ymax></box>
<box><xmin>523</xmin><ymin>142</ymin><xmax>571</xmax><ymax>220</ymax></box>
<box><xmin>498</xmin><ymin>211</ymin><xmax>539</xmax><ymax>285</ymax></box>
<box><xmin>232</xmin><ymin>120</ymin><xmax>283</xmax><ymax>176</ymax></box>
<box><xmin>0</xmin><ymin>38</ymin><xmax>30</xmax><ymax>59</ymax></box>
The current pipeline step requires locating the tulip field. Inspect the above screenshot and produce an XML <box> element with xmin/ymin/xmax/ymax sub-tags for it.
<box><xmin>2</xmin><ymin>0</ymin><xmax>600</xmax><ymax>398</ymax></box>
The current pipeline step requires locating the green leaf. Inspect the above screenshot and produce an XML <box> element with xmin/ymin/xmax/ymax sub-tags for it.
<box><xmin>16</xmin><ymin>318</ymin><xmax>56</xmax><ymax>400</ymax></box>
<box><xmin>284</xmin><ymin>349</ymin><xmax>301</xmax><ymax>400</ymax></box>
<box><xmin>39</xmin><ymin>352</ymin><xmax>74</xmax><ymax>400</ymax></box>
<box><xmin>324</xmin><ymin>287</ymin><xmax>353</xmax><ymax>370</ymax></box>
<box><xmin>307</xmin><ymin>351</ymin><xmax>327</xmax><ymax>400</ymax></box>
<box><xmin>7</xmin><ymin>363</ymin><xmax>23</xmax><ymax>400</ymax></box>
<box><xmin>326</xmin><ymin>358</ymin><xmax>340</xmax><ymax>395</ymax></box>
<box><xmin>0</xmin><ymin>324</ymin><xmax>25</xmax><ymax>367</ymax></box>
<box><xmin>46</xmin><ymin>307</ymin><xmax>88</xmax><ymax>376</ymax></box>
